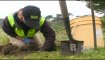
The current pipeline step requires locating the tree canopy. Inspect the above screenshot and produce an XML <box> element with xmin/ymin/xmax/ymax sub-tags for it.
<box><xmin>85</xmin><ymin>0</ymin><xmax>105</xmax><ymax>16</ymax></box>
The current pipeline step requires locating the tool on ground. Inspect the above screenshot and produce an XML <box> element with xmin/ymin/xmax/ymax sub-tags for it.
<box><xmin>59</xmin><ymin>0</ymin><xmax>84</xmax><ymax>55</ymax></box>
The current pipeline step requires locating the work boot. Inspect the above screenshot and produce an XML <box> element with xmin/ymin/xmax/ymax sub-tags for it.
<box><xmin>39</xmin><ymin>40</ymin><xmax>56</xmax><ymax>51</ymax></box>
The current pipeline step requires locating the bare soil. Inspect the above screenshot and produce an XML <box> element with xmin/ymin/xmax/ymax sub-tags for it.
<box><xmin>0</xmin><ymin>43</ymin><xmax>39</xmax><ymax>56</ymax></box>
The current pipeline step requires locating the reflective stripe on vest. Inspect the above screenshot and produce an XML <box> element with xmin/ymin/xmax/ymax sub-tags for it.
<box><xmin>8</xmin><ymin>14</ymin><xmax>45</xmax><ymax>38</ymax></box>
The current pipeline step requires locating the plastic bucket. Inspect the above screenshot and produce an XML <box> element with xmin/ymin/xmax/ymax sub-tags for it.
<box><xmin>70</xmin><ymin>16</ymin><xmax>104</xmax><ymax>48</ymax></box>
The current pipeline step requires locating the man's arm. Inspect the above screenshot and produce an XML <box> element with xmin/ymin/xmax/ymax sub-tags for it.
<box><xmin>2</xmin><ymin>17</ymin><xmax>25</xmax><ymax>40</ymax></box>
<box><xmin>2</xmin><ymin>17</ymin><xmax>17</xmax><ymax>37</ymax></box>
<box><xmin>40</xmin><ymin>20</ymin><xmax>56</xmax><ymax>51</ymax></box>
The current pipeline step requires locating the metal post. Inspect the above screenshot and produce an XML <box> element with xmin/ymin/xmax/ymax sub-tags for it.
<box><xmin>90</xmin><ymin>0</ymin><xmax>97</xmax><ymax>50</ymax></box>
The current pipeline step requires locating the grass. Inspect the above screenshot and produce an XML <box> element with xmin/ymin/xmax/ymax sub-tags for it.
<box><xmin>0</xmin><ymin>48</ymin><xmax>105</xmax><ymax>59</ymax></box>
<box><xmin>0</xmin><ymin>28</ymin><xmax>9</xmax><ymax>45</ymax></box>
<box><xmin>0</xmin><ymin>21</ymin><xmax>105</xmax><ymax>59</ymax></box>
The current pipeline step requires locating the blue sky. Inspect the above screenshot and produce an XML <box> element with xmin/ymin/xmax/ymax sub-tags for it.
<box><xmin>0</xmin><ymin>1</ymin><xmax>103</xmax><ymax>19</ymax></box>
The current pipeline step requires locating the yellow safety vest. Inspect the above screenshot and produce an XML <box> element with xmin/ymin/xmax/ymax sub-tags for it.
<box><xmin>8</xmin><ymin>14</ymin><xmax>45</xmax><ymax>38</ymax></box>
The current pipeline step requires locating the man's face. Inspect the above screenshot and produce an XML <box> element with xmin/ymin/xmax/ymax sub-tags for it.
<box><xmin>17</xmin><ymin>9</ymin><xmax>40</xmax><ymax>29</ymax></box>
<box><xmin>18</xmin><ymin>9</ymin><xmax>25</xmax><ymax>23</ymax></box>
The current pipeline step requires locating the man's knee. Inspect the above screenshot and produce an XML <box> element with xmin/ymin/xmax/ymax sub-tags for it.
<box><xmin>33</xmin><ymin>34</ymin><xmax>43</xmax><ymax>48</ymax></box>
<box><xmin>8</xmin><ymin>36</ymin><xmax>25</xmax><ymax>48</ymax></box>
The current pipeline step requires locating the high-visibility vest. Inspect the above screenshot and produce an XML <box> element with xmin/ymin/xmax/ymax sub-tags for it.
<box><xmin>7</xmin><ymin>14</ymin><xmax>45</xmax><ymax>38</ymax></box>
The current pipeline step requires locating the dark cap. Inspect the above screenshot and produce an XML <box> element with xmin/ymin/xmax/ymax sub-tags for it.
<box><xmin>22</xmin><ymin>5</ymin><xmax>41</xmax><ymax>29</ymax></box>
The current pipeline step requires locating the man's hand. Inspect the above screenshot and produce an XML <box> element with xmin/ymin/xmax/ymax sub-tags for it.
<box><xmin>23</xmin><ymin>38</ymin><xmax>33</xmax><ymax>44</ymax></box>
<box><xmin>16</xmin><ymin>36</ymin><xmax>33</xmax><ymax>44</ymax></box>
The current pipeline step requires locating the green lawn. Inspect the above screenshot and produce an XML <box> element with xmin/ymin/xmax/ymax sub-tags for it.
<box><xmin>0</xmin><ymin>21</ymin><xmax>105</xmax><ymax>59</ymax></box>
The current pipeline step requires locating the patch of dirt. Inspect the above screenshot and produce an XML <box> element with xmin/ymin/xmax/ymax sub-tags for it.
<box><xmin>0</xmin><ymin>43</ymin><xmax>58</xmax><ymax>59</ymax></box>
<box><xmin>0</xmin><ymin>43</ymin><xmax>39</xmax><ymax>56</ymax></box>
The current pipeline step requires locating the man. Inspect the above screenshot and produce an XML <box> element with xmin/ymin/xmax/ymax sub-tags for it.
<box><xmin>2</xmin><ymin>5</ymin><xmax>56</xmax><ymax>53</ymax></box>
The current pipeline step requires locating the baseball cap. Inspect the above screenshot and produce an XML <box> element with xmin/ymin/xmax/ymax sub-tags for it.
<box><xmin>22</xmin><ymin>5</ymin><xmax>41</xmax><ymax>29</ymax></box>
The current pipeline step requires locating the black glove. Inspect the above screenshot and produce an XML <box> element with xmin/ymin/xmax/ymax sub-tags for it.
<box><xmin>39</xmin><ymin>40</ymin><xmax>56</xmax><ymax>51</ymax></box>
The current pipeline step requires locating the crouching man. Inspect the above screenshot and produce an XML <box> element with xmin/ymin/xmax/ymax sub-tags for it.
<box><xmin>2</xmin><ymin>5</ymin><xmax>56</xmax><ymax>55</ymax></box>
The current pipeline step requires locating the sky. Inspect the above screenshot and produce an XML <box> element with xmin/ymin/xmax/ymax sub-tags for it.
<box><xmin>0</xmin><ymin>1</ymin><xmax>103</xmax><ymax>19</ymax></box>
